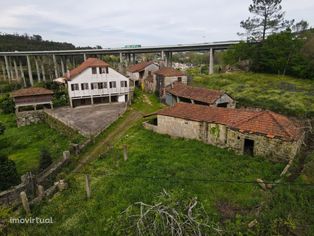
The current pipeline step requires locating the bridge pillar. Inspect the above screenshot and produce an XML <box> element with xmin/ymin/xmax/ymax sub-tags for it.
<box><xmin>13</xmin><ymin>57</ymin><xmax>19</xmax><ymax>81</ymax></box>
<box><xmin>19</xmin><ymin>59</ymin><xmax>27</xmax><ymax>87</ymax></box>
<box><xmin>119</xmin><ymin>53</ymin><xmax>123</xmax><ymax>63</ymax></box>
<box><xmin>35</xmin><ymin>57</ymin><xmax>41</xmax><ymax>82</ymax></box>
<box><xmin>8</xmin><ymin>57</ymin><xmax>14</xmax><ymax>81</ymax></box>
<box><xmin>1</xmin><ymin>62</ymin><xmax>7</xmax><ymax>81</ymax></box>
<box><xmin>52</xmin><ymin>54</ymin><xmax>58</xmax><ymax>78</ymax></box>
<box><xmin>4</xmin><ymin>56</ymin><xmax>11</xmax><ymax>82</ymax></box>
<box><xmin>60</xmin><ymin>57</ymin><xmax>65</xmax><ymax>76</ymax></box>
<box><xmin>83</xmin><ymin>54</ymin><xmax>87</xmax><ymax>61</ymax></box>
<box><xmin>161</xmin><ymin>50</ymin><xmax>165</xmax><ymax>61</ymax></box>
<box><xmin>41</xmin><ymin>57</ymin><xmax>46</xmax><ymax>82</ymax></box>
<box><xmin>209</xmin><ymin>48</ymin><xmax>214</xmax><ymax>74</ymax></box>
<box><xmin>132</xmin><ymin>53</ymin><xmax>136</xmax><ymax>64</ymax></box>
<box><xmin>26</xmin><ymin>55</ymin><xmax>34</xmax><ymax>86</ymax></box>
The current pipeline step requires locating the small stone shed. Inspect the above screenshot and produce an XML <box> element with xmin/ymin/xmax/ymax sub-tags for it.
<box><xmin>127</xmin><ymin>61</ymin><xmax>159</xmax><ymax>88</ymax></box>
<box><xmin>165</xmin><ymin>82</ymin><xmax>236</xmax><ymax>108</ymax></box>
<box><xmin>150</xmin><ymin>67</ymin><xmax>188</xmax><ymax>96</ymax></box>
<box><xmin>11</xmin><ymin>87</ymin><xmax>54</xmax><ymax>112</ymax></box>
<box><xmin>147</xmin><ymin>103</ymin><xmax>304</xmax><ymax>162</ymax></box>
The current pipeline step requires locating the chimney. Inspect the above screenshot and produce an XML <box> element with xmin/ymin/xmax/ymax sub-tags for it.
<box><xmin>67</xmin><ymin>70</ymin><xmax>70</xmax><ymax>78</ymax></box>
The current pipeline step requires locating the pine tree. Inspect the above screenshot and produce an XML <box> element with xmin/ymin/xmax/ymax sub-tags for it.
<box><xmin>239</xmin><ymin>0</ymin><xmax>293</xmax><ymax>41</ymax></box>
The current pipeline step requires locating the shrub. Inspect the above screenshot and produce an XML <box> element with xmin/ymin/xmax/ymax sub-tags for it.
<box><xmin>38</xmin><ymin>148</ymin><xmax>52</xmax><ymax>171</ymax></box>
<box><xmin>0</xmin><ymin>155</ymin><xmax>20</xmax><ymax>191</ymax></box>
<box><xmin>0</xmin><ymin>122</ymin><xmax>5</xmax><ymax>135</ymax></box>
<box><xmin>0</xmin><ymin>95</ymin><xmax>15</xmax><ymax>114</ymax></box>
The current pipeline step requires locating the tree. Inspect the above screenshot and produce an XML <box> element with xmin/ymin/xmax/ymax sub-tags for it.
<box><xmin>38</xmin><ymin>148</ymin><xmax>52</xmax><ymax>171</ymax></box>
<box><xmin>239</xmin><ymin>0</ymin><xmax>293</xmax><ymax>41</ymax></box>
<box><xmin>0</xmin><ymin>155</ymin><xmax>20</xmax><ymax>191</ymax></box>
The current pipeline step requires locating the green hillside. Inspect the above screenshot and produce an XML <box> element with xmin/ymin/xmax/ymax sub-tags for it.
<box><xmin>189</xmin><ymin>70</ymin><xmax>314</xmax><ymax>118</ymax></box>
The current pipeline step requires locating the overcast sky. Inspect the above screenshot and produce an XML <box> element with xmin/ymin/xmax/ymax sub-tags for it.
<box><xmin>0</xmin><ymin>0</ymin><xmax>313</xmax><ymax>47</ymax></box>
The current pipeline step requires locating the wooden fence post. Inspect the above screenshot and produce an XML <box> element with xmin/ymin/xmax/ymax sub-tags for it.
<box><xmin>37</xmin><ymin>185</ymin><xmax>45</xmax><ymax>199</ymax></box>
<box><xmin>85</xmin><ymin>175</ymin><xmax>91</xmax><ymax>199</ymax></box>
<box><xmin>123</xmin><ymin>145</ymin><xmax>128</xmax><ymax>161</ymax></box>
<box><xmin>20</xmin><ymin>191</ymin><xmax>30</xmax><ymax>214</ymax></box>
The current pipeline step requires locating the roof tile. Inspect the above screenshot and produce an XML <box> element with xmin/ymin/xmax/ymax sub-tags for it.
<box><xmin>166</xmin><ymin>82</ymin><xmax>225</xmax><ymax>104</ymax></box>
<box><xmin>64</xmin><ymin>58</ymin><xmax>109</xmax><ymax>80</ymax></box>
<box><xmin>11</xmin><ymin>87</ymin><xmax>53</xmax><ymax>97</ymax></box>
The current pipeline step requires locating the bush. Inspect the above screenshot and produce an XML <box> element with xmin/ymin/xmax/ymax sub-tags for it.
<box><xmin>0</xmin><ymin>122</ymin><xmax>5</xmax><ymax>135</ymax></box>
<box><xmin>0</xmin><ymin>95</ymin><xmax>15</xmax><ymax>114</ymax></box>
<box><xmin>0</xmin><ymin>155</ymin><xmax>20</xmax><ymax>191</ymax></box>
<box><xmin>38</xmin><ymin>148</ymin><xmax>52</xmax><ymax>171</ymax></box>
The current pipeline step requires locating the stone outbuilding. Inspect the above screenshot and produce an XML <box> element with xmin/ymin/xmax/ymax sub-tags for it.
<box><xmin>127</xmin><ymin>61</ymin><xmax>159</xmax><ymax>88</ymax></box>
<box><xmin>145</xmin><ymin>103</ymin><xmax>304</xmax><ymax>162</ymax></box>
<box><xmin>11</xmin><ymin>87</ymin><xmax>54</xmax><ymax>112</ymax></box>
<box><xmin>149</xmin><ymin>67</ymin><xmax>188</xmax><ymax>96</ymax></box>
<box><xmin>165</xmin><ymin>82</ymin><xmax>236</xmax><ymax>108</ymax></box>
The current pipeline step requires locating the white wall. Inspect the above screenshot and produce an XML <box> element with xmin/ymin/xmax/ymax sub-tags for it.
<box><xmin>67</xmin><ymin>67</ymin><xmax>129</xmax><ymax>99</ymax></box>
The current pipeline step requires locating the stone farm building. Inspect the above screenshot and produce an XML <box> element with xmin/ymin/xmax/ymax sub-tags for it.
<box><xmin>165</xmin><ymin>82</ymin><xmax>236</xmax><ymax>108</ymax></box>
<box><xmin>146</xmin><ymin>103</ymin><xmax>304</xmax><ymax>162</ymax></box>
<box><xmin>11</xmin><ymin>87</ymin><xmax>54</xmax><ymax>112</ymax></box>
<box><xmin>127</xmin><ymin>61</ymin><xmax>159</xmax><ymax>88</ymax></box>
<box><xmin>64</xmin><ymin>58</ymin><xmax>129</xmax><ymax>108</ymax></box>
<box><xmin>145</xmin><ymin>67</ymin><xmax>188</xmax><ymax>95</ymax></box>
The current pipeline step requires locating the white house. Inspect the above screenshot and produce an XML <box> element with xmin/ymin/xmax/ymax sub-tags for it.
<box><xmin>64</xmin><ymin>58</ymin><xmax>129</xmax><ymax>108</ymax></box>
<box><xmin>126</xmin><ymin>61</ymin><xmax>159</xmax><ymax>88</ymax></box>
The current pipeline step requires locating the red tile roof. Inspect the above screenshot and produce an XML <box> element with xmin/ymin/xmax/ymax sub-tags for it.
<box><xmin>158</xmin><ymin>103</ymin><xmax>302</xmax><ymax>141</ymax></box>
<box><xmin>154</xmin><ymin>67</ymin><xmax>185</xmax><ymax>77</ymax></box>
<box><xmin>127</xmin><ymin>61</ymin><xmax>155</xmax><ymax>73</ymax></box>
<box><xmin>11</xmin><ymin>87</ymin><xmax>53</xmax><ymax>98</ymax></box>
<box><xmin>166</xmin><ymin>82</ymin><xmax>226</xmax><ymax>104</ymax></box>
<box><xmin>64</xmin><ymin>58</ymin><xmax>109</xmax><ymax>80</ymax></box>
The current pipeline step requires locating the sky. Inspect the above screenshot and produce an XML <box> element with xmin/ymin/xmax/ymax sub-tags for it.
<box><xmin>0</xmin><ymin>0</ymin><xmax>313</xmax><ymax>48</ymax></box>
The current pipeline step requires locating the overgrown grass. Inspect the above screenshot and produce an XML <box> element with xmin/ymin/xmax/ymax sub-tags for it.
<box><xmin>188</xmin><ymin>70</ymin><xmax>314</xmax><ymax>118</ymax></box>
<box><xmin>131</xmin><ymin>88</ymin><xmax>165</xmax><ymax>114</ymax></box>
<box><xmin>11</xmin><ymin>125</ymin><xmax>297</xmax><ymax>235</ymax></box>
<box><xmin>0</xmin><ymin>113</ymin><xmax>82</xmax><ymax>175</ymax></box>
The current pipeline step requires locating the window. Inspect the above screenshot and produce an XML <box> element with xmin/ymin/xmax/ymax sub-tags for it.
<box><xmin>98</xmin><ymin>82</ymin><xmax>104</xmax><ymax>89</ymax></box>
<box><xmin>99</xmin><ymin>67</ymin><xmax>107</xmax><ymax>74</ymax></box>
<box><xmin>91</xmin><ymin>83</ymin><xmax>98</xmax><ymax>90</ymax></box>
<box><xmin>148</xmin><ymin>71</ymin><xmax>152</xmax><ymax>76</ymax></box>
<box><xmin>120</xmin><ymin>81</ymin><xmax>127</xmax><ymax>87</ymax></box>
<box><xmin>71</xmin><ymin>84</ymin><xmax>79</xmax><ymax>91</ymax></box>
<box><xmin>110</xmin><ymin>81</ymin><xmax>116</xmax><ymax>88</ymax></box>
<box><xmin>92</xmin><ymin>67</ymin><xmax>97</xmax><ymax>74</ymax></box>
<box><xmin>106</xmin><ymin>67</ymin><xmax>109</xmax><ymax>74</ymax></box>
<box><xmin>81</xmin><ymin>83</ymin><xmax>89</xmax><ymax>90</ymax></box>
<box><xmin>178</xmin><ymin>77</ymin><xmax>182</xmax><ymax>82</ymax></box>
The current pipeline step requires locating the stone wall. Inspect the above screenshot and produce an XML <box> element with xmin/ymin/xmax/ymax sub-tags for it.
<box><xmin>0</xmin><ymin>151</ymin><xmax>71</xmax><ymax>206</ymax></box>
<box><xmin>16</xmin><ymin>111</ymin><xmax>45</xmax><ymax>127</ymax></box>
<box><xmin>156</xmin><ymin>115</ymin><xmax>201</xmax><ymax>140</ymax></box>
<box><xmin>153</xmin><ymin>115</ymin><xmax>303</xmax><ymax>162</ymax></box>
<box><xmin>227</xmin><ymin>129</ymin><xmax>303</xmax><ymax>162</ymax></box>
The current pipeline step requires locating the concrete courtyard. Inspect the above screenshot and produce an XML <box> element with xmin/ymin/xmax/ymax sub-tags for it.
<box><xmin>45</xmin><ymin>103</ymin><xmax>127</xmax><ymax>137</ymax></box>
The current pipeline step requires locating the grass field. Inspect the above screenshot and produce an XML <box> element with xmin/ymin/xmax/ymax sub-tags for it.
<box><xmin>189</xmin><ymin>70</ymin><xmax>314</xmax><ymax>118</ymax></box>
<box><xmin>12</xmin><ymin>124</ymin><xmax>313</xmax><ymax>235</ymax></box>
<box><xmin>4</xmin><ymin>82</ymin><xmax>314</xmax><ymax>235</ymax></box>
<box><xmin>0</xmin><ymin>113</ymin><xmax>83</xmax><ymax>175</ymax></box>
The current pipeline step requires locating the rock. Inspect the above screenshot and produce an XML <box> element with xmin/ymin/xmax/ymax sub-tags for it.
<box><xmin>248</xmin><ymin>219</ymin><xmax>258</xmax><ymax>228</ymax></box>
<box><xmin>256</xmin><ymin>179</ymin><xmax>267</xmax><ymax>191</ymax></box>
<box><xmin>57</xmin><ymin>179</ymin><xmax>68</xmax><ymax>191</ymax></box>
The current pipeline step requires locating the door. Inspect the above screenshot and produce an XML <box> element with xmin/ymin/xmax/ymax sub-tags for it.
<box><xmin>244</xmin><ymin>139</ymin><xmax>254</xmax><ymax>156</ymax></box>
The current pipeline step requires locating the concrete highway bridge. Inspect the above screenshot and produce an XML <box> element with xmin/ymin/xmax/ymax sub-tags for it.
<box><xmin>0</xmin><ymin>40</ymin><xmax>240</xmax><ymax>86</ymax></box>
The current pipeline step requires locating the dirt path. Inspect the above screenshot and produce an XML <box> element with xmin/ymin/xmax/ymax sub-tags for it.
<box><xmin>73</xmin><ymin>110</ymin><xmax>143</xmax><ymax>172</ymax></box>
